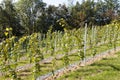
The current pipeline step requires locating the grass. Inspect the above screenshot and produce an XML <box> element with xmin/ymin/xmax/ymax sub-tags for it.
<box><xmin>57</xmin><ymin>51</ymin><xmax>120</xmax><ymax>80</ymax></box>
<box><xmin>0</xmin><ymin>29</ymin><xmax>120</xmax><ymax>80</ymax></box>
<box><xmin>0</xmin><ymin>40</ymin><xmax>120</xmax><ymax>80</ymax></box>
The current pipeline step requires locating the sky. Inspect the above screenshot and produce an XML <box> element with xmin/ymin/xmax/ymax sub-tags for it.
<box><xmin>0</xmin><ymin>0</ymin><xmax>98</xmax><ymax>6</ymax></box>
<box><xmin>43</xmin><ymin>0</ymin><xmax>68</xmax><ymax>6</ymax></box>
<box><xmin>0</xmin><ymin>0</ymin><xmax>82</xmax><ymax>6</ymax></box>
<box><xmin>43</xmin><ymin>0</ymin><xmax>98</xmax><ymax>6</ymax></box>
<box><xmin>43</xmin><ymin>0</ymin><xmax>81</xmax><ymax>6</ymax></box>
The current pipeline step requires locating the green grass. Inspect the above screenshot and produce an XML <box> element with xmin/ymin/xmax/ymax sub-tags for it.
<box><xmin>0</xmin><ymin>23</ymin><xmax>120</xmax><ymax>80</ymax></box>
<box><xmin>0</xmin><ymin>40</ymin><xmax>120</xmax><ymax>80</ymax></box>
<box><xmin>57</xmin><ymin>51</ymin><xmax>120</xmax><ymax>80</ymax></box>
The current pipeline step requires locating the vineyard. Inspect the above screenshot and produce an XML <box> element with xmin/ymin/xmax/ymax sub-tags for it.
<box><xmin>0</xmin><ymin>22</ymin><xmax>120</xmax><ymax>80</ymax></box>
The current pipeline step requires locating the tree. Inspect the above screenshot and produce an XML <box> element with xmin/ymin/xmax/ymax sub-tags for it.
<box><xmin>70</xmin><ymin>0</ymin><xmax>96</xmax><ymax>27</ymax></box>
<box><xmin>15</xmin><ymin>0</ymin><xmax>46</xmax><ymax>34</ymax></box>
<box><xmin>104</xmin><ymin>0</ymin><xmax>120</xmax><ymax>20</ymax></box>
<box><xmin>0</xmin><ymin>0</ymin><xmax>22</xmax><ymax>38</ymax></box>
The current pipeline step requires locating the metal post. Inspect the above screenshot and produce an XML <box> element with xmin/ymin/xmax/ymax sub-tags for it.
<box><xmin>84</xmin><ymin>23</ymin><xmax>87</xmax><ymax>64</ymax></box>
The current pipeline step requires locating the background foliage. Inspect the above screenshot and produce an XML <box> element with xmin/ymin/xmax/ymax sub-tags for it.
<box><xmin>0</xmin><ymin>0</ymin><xmax>120</xmax><ymax>40</ymax></box>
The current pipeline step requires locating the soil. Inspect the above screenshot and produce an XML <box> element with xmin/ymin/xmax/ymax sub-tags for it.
<box><xmin>36</xmin><ymin>47</ymin><xmax>120</xmax><ymax>80</ymax></box>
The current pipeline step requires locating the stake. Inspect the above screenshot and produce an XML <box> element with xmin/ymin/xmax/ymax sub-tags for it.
<box><xmin>84</xmin><ymin>23</ymin><xmax>87</xmax><ymax>64</ymax></box>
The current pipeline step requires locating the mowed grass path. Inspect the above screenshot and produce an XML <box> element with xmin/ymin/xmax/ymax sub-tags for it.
<box><xmin>58</xmin><ymin>51</ymin><xmax>120</xmax><ymax>80</ymax></box>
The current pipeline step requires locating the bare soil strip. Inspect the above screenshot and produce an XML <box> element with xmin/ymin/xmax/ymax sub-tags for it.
<box><xmin>36</xmin><ymin>47</ymin><xmax>120</xmax><ymax>80</ymax></box>
<box><xmin>15</xmin><ymin>40</ymin><xmax>111</xmax><ymax>71</ymax></box>
<box><xmin>0</xmin><ymin>40</ymin><xmax>119</xmax><ymax>77</ymax></box>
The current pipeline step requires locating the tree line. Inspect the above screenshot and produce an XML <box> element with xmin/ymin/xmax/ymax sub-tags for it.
<box><xmin>0</xmin><ymin>0</ymin><xmax>120</xmax><ymax>40</ymax></box>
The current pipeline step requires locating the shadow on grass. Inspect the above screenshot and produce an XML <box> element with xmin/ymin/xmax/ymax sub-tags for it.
<box><xmin>68</xmin><ymin>57</ymin><xmax>120</xmax><ymax>77</ymax></box>
<box><xmin>90</xmin><ymin>60</ymin><xmax>120</xmax><ymax>71</ymax></box>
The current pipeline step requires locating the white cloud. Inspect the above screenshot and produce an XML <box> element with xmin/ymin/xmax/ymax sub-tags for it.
<box><xmin>43</xmin><ymin>0</ymin><xmax>68</xmax><ymax>6</ymax></box>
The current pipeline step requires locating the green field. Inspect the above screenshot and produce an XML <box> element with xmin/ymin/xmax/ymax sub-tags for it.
<box><xmin>0</xmin><ymin>23</ymin><xmax>120</xmax><ymax>80</ymax></box>
<box><xmin>58</xmin><ymin>51</ymin><xmax>120</xmax><ymax>80</ymax></box>
<box><xmin>0</xmin><ymin>0</ymin><xmax>120</xmax><ymax>80</ymax></box>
